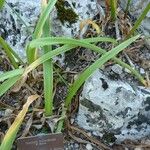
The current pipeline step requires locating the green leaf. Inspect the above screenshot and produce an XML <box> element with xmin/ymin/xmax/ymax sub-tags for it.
<box><xmin>42</xmin><ymin>0</ymin><xmax>53</xmax><ymax>116</ymax></box>
<box><xmin>110</xmin><ymin>0</ymin><xmax>117</xmax><ymax>21</ymax></box>
<box><xmin>126</xmin><ymin>2</ymin><xmax>150</xmax><ymax>38</ymax></box>
<box><xmin>0</xmin><ymin>68</ymin><xmax>24</xmax><ymax>82</ymax></box>
<box><xmin>26</xmin><ymin>0</ymin><xmax>57</xmax><ymax>63</ymax></box>
<box><xmin>0</xmin><ymin>0</ymin><xmax>5</xmax><ymax>10</ymax></box>
<box><xmin>65</xmin><ymin>35</ymin><xmax>141</xmax><ymax>107</ymax></box>
<box><xmin>0</xmin><ymin>36</ymin><xmax>24</xmax><ymax>68</ymax></box>
<box><xmin>29</xmin><ymin>36</ymin><xmax>117</xmax><ymax>48</ymax></box>
<box><xmin>0</xmin><ymin>95</ymin><xmax>39</xmax><ymax>150</ymax></box>
<box><xmin>28</xmin><ymin>36</ymin><xmax>145</xmax><ymax>85</ymax></box>
<box><xmin>0</xmin><ymin>75</ymin><xmax>21</xmax><ymax>97</ymax></box>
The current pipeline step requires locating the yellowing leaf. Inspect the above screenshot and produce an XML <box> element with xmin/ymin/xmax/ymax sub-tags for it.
<box><xmin>0</xmin><ymin>95</ymin><xmax>39</xmax><ymax>150</ymax></box>
<box><xmin>80</xmin><ymin>19</ymin><xmax>101</xmax><ymax>34</ymax></box>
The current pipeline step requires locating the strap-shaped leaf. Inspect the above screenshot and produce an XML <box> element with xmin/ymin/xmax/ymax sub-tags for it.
<box><xmin>0</xmin><ymin>95</ymin><xmax>39</xmax><ymax>150</ymax></box>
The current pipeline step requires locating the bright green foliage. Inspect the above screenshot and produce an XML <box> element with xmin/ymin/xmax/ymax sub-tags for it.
<box><xmin>42</xmin><ymin>0</ymin><xmax>54</xmax><ymax>116</ymax></box>
<box><xmin>0</xmin><ymin>0</ymin><xmax>5</xmax><ymax>10</ymax></box>
<box><xmin>26</xmin><ymin>0</ymin><xmax>57</xmax><ymax>63</ymax></box>
<box><xmin>0</xmin><ymin>36</ymin><xmax>23</xmax><ymax>68</ymax></box>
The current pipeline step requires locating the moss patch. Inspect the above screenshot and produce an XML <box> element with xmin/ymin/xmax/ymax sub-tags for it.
<box><xmin>56</xmin><ymin>0</ymin><xmax>78</xmax><ymax>24</ymax></box>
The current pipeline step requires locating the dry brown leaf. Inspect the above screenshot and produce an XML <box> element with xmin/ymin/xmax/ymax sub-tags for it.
<box><xmin>11</xmin><ymin>75</ymin><xmax>27</xmax><ymax>93</ymax></box>
<box><xmin>21</xmin><ymin>114</ymin><xmax>33</xmax><ymax>137</ymax></box>
<box><xmin>46</xmin><ymin>117</ymin><xmax>60</xmax><ymax>132</ymax></box>
<box><xmin>0</xmin><ymin>95</ymin><xmax>39</xmax><ymax>150</ymax></box>
<box><xmin>80</xmin><ymin>19</ymin><xmax>101</xmax><ymax>35</ymax></box>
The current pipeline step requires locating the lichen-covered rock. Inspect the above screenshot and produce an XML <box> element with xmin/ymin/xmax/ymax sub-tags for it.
<box><xmin>76</xmin><ymin>70</ymin><xmax>150</xmax><ymax>143</ymax></box>
<box><xmin>0</xmin><ymin>0</ymin><xmax>41</xmax><ymax>59</ymax></box>
<box><xmin>0</xmin><ymin>0</ymin><xmax>98</xmax><ymax>60</ymax></box>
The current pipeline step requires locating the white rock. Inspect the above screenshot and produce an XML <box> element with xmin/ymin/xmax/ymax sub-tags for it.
<box><xmin>111</xmin><ymin>64</ymin><xmax>123</xmax><ymax>75</ymax></box>
<box><xmin>86</xmin><ymin>144</ymin><xmax>93</xmax><ymax>150</ymax></box>
<box><xmin>140</xmin><ymin>68</ymin><xmax>145</xmax><ymax>74</ymax></box>
<box><xmin>77</xmin><ymin>69</ymin><xmax>150</xmax><ymax>143</ymax></box>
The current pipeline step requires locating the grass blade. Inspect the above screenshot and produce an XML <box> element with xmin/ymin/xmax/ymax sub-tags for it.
<box><xmin>126</xmin><ymin>2</ymin><xmax>150</xmax><ymax>38</ymax></box>
<box><xmin>0</xmin><ymin>75</ymin><xmax>21</xmax><ymax>97</ymax></box>
<box><xmin>0</xmin><ymin>68</ymin><xmax>24</xmax><ymax>82</ymax></box>
<box><xmin>28</xmin><ymin>36</ymin><xmax>145</xmax><ymax>85</ymax></box>
<box><xmin>0</xmin><ymin>0</ymin><xmax>5</xmax><ymax>9</ymax></box>
<box><xmin>33</xmin><ymin>0</ymin><xmax>57</xmax><ymax>39</ymax></box>
<box><xmin>110</xmin><ymin>0</ymin><xmax>117</xmax><ymax>21</ymax></box>
<box><xmin>29</xmin><ymin>36</ymin><xmax>117</xmax><ymax>48</ymax></box>
<box><xmin>0</xmin><ymin>37</ymin><xmax>23</xmax><ymax>68</ymax></box>
<box><xmin>42</xmin><ymin>0</ymin><xmax>53</xmax><ymax>116</ymax></box>
<box><xmin>26</xmin><ymin>0</ymin><xmax>57</xmax><ymax>63</ymax></box>
<box><xmin>0</xmin><ymin>95</ymin><xmax>39</xmax><ymax>150</ymax></box>
<box><xmin>83</xmin><ymin>37</ymin><xmax>117</xmax><ymax>43</ymax></box>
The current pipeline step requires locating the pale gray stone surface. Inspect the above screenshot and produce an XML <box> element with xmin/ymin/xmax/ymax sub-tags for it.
<box><xmin>111</xmin><ymin>64</ymin><xmax>123</xmax><ymax>75</ymax></box>
<box><xmin>76</xmin><ymin>70</ymin><xmax>150</xmax><ymax>142</ymax></box>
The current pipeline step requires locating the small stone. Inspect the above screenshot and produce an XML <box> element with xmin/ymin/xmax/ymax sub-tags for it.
<box><xmin>111</xmin><ymin>64</ymin><xmax>123</xmax><ymax>75</ymax></box>
<box><xmin>140</xmin><ymin>68</ymin><xmax>145</xmax><ymax>74</ymax></box>
<box><xmin>74</xmin><ymin>143</ymin><xmax>79</xmax><ymax>149</ymax></box>
<box><xmin>5</xmin><ymin>109</ymin><xmax>13</xmax><ymax>117</ymax></box>
<box><xmin>66</xmin><ymin>67</ymin><xmax>70</xmax><ymax>72</ymax></box>
<box><xmin>70</xmin><ymin>118</ymin><xmax>75</xmax><ymax>124</ymax></box>
<box><xmin>86</xmin><ymin>144</ymin><xmax>93</xmax><ymax>150</ymax></box>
